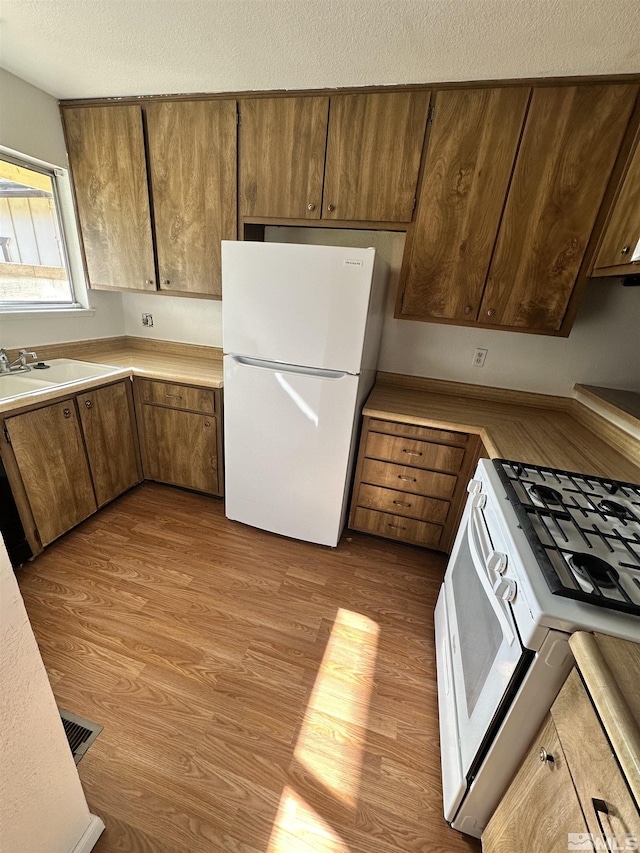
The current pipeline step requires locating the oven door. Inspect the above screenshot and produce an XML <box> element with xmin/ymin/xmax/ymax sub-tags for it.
<box><xmin>443</xmin><ymin>492</ymin><xmax>528</xmax><ymax>781</ymax></box>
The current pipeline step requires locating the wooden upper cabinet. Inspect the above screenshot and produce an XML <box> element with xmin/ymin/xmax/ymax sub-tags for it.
<box><xmin>593</xmin><ymin>126</ymin><xmax>640</xmax><ymax>273</ymax></box>
<box><xmin>322</xmin><ymin>91</ymin><xmax>430</xmax><ymax>222</ymax></box>
<box><xmin>64</xmin><ymin>105</ymin><xmax>156</xmax><ymax>291</ymax></box>
<box><xmin>239</xmin><ymin>96</ymin><xmax>329</xmax><ymax>219</ymax></box>
<box><xmin>146</xmin><ymin>100</ymin><xmax>237</xmax><ymax>296</ymax></box>
<box><xmin>6</xmin><ymin>401</ymin><xmax>97</xmax><ymax>546</ymax></box>
<box><xmin>396</xmin><ymin>87</ymin><xmax>530</xmax><ymax>321</ymax></box>
<box><xmin>77</xmin><ymin>381</ymin><xmax>141</xmax><ymax>507</ymax></box>
<box><xmin>480</xmin><ymin>83</ymin><xmax>638</xmax><ymax>331</ymax></box>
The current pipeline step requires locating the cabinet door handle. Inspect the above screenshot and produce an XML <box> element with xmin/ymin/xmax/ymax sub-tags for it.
<box><xmin>539</xmin><ymin>747</ymin><xmax>554</xmax><ymax>765</ymax></box>
<box><xmin>63</xmin><ymin>408</ymin><xmax>72</xmax><ymax>418</ymax></box>
<box><xmin>84</xmin><ymin>400</ymin><xmax>93</xmax><ymax>409</ymax></box>
<box><xmin>204</xmin><ymin>422</ymin><xmax>211</xmax><ymax>427</ymax></box>
<box><xmin>398</xmin><ymin>475</ymin><xmax>417</xmax><ymax>482</ymax></box>
<box><xmin>402</xmin><ymin>449</ymin><xmax>422</xmax><ymax>457</ymax></box>
<box><xmin>387</xmin><ymin>523</ymin><xmax>407</xmax><ymax>531</ymax></box>
<box><xmin>592</xmin><ymin>798</ymin><xmax>613</xmax><ymax>845</ymax></box>
<box><xmin>307</xmin><ymin>203</ymin><xmax>315</xmax><ymax>211</ymax></box>
<box><xmin>621</xmin><ymin>245</ymin><xmax>631</xmax><ymax>255</ymax></box>
<box><xmin>393</xmin><ymin>500</ymin><xmax>412</xmax><ymax>508</ymax></box>
<box><xmin>327</xmin><ymin>204</ymin><xmax>336</xmax><ymax>212</ymax></box>
<box><xmin>165</xmin><ymin>394</ymin><xmax>183</xmax><ymax>400</ymax></box>
<box><xmin>145</xmin><ymin>279</ymin><xmax>154</xmax><ymax>286</ymax></box>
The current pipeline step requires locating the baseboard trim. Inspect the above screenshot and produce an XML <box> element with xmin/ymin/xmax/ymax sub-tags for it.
<box><xmin>70</xmin><ymin>814</ymin><xmax>105</xmax><ymax>853</ymax></box>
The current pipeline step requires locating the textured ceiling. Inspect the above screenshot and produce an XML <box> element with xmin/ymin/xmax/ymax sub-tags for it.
<box><xmin>0</xmin><ymin>0</ymin><xmax>639</xmax><ymax>100</ymax></box>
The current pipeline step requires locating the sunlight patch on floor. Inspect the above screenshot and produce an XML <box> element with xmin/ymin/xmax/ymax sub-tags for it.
<box><xmin>266</xmin><ymin>786</ymin><xmax>351</xmax><ymax>853</ymax></box>
<box><xmin>293</xmin><ymin>608</ymin><xmax>379</xmax><ymax>809</ymax></box>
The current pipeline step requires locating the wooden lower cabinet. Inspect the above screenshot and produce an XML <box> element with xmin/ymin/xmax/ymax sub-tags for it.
<box><xmin>482</xmin><ymin>714</ymin><xmax>589</xmax><ymax>852</ymax></box>
<box><xmin>4</xmin><ymin>379</ymin><xmax>142</xmax><ymax>548</ymax></box>
<box><xmin>135</xmin><ymin>378</ymin><xmax>223</xmax><ymax>496</ymax></box>
<box><xmin>483</xmin><ymin>668</ymin><xmax>640</xmax><ymax>852</ymax></box>
<box><xmin>349</xmin><ymin>416</ymin><xmax>483</xmax><ymax>552</ymax></box>
<box><xmin>5</xmin><ymin>400</ymin><xmax>97</xmax><ymax>547</ymax></box>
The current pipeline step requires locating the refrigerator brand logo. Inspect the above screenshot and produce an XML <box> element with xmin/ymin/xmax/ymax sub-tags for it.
<box><xmin>343</xmin><ymin>259</ymin><xmax>363</xmax><ymax>268</ymax></box>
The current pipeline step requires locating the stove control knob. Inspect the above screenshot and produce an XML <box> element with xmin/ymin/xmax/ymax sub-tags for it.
<box><xmin>472</xmin><ymin>493</ymin><xmax>487</xmax><ymax>509</ymax></box>
<box><xmin>467</xmin><ymin>479</ymin><xmax>483</xmax><ymax>495</ymax></box>
<box><xmin>488</xmin><ymin>551</ymin><xmax>508</xmax><ymax>575</ymax></box>
<box><xmin>493</xmin><ymin>577</ymin><xmax>517</xmax><ymax>602</ymax></box>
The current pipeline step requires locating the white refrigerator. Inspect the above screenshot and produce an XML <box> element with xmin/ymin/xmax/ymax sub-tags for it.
<box><xmin>222</xmin><ymin>241</ymin><xmax>388</xmax><ymax>547</ymax></box>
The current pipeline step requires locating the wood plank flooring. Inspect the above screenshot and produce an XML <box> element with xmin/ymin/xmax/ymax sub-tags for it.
<box><xmin>17</xmin><ymin>483</ymin><xmax>480</xmax><ymax>853</ymax></box>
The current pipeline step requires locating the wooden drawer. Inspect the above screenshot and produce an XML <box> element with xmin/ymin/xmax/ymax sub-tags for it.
<box><xmin>551</xmin><ymin>669</ymin><xmax>640</xmax><ymax>846</ymax></box>
<box><xmin>356</xmin><ymin>483</ymin><xmax>450</xmax><ymax>525</ymax></box>
<box><xmin>138</xmin><ymin>379</ymin><xmax>215</xmax><ymax>414</ymax></box>
<box><xmin>351</xmin><ymin>506</ymin><xmax>442</xmax><ymax>548</ymax></box>
<box><xmin>365</xmin><ymin>431</ymin><xmax>465</xmax><ymax>474</ymax></box>
<box><xmin>369</xmin><ymin>419</ymin><xmax>469</xmax><ymax>447</ymax></box>
<box><xmin>361</xmin><ymin>458</ymin><xmax>457</xmax><ymax>499</ymax></box>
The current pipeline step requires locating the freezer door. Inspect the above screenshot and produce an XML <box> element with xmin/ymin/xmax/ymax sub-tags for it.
<box><xmin>224</xmin><ymin>355</ymin><xmax>360</xmax><ymax>547</ymax></box>
<box><xmin>222</xmin><ymin>241</ymin><xmax>376</xmax><ymax>373</ymax></box>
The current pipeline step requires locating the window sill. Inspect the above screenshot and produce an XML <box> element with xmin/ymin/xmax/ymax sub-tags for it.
<box><xmin>0</xmin><ymin>306</ymin><xmax>96</xmax><ymax>319</ymax></box>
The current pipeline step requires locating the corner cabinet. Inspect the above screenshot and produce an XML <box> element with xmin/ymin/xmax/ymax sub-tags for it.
<box><xmin>2</xmin><ymin>380</ymin><xmax>141</xmax><ymax>548</ymax></box>
<box><xmin>134</xmin><ymin>378</ymin><xmax>223</xmax><ymax>496</ymax></box>
<box><xmin>396</xmin><ymin>83</ymin><xmax>640</xmax><ymax>335</ymax></box>
<box><xmin>239</xmin><ymin>91</ymin><xmax>430</xmax><ymax>224</ymax></box>
<box><xmin>63</xmin><ymin>100</ymin><xmax>237</xmax><ymax>297</ymax></box>
<box><xmin>592</xmin><ymin>125</ymin><xmax>640</xmax><ymax>277</ymax></box>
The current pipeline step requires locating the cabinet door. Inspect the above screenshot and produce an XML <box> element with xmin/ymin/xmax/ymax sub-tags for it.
<box><xmin>142</xmin><ymin>406</ymin><xmax>219</xmax><ymax>494</ymax></box>
<box><xmin>77</xmin><ymin>382</ymin><xmax>141</xmax><ymax>507</ymax></box>
<box><xmin>6</xmin><ymin>402</ymin><xmax>97</xmax><ymax>546</ymax></box>
<box><xmin>480</xmin><ymin>83</ymin><xmax>638</xmax><ymax>331</ymax></box>
<box><xmin>397</xmin><ymin>87</ymin><xmax>529</xmax><ymax>321</ymax></box>
<box><xmin>593</xmin><ymin>130</ymin><xmax>640</xmax><ymax>272</ymax></box>
<box><xmin>64</xmin><ymin>105</ymin><xmax>156</xmax><ymax>291</ymax></box>
<box><xmin>146</xmin><ymin>100</ymin><xmax>237</xmax><ymax>296</ymax></box>
<box><xmin>322</xmin><ymin>91</ymin><xmax>430</xmax><ymax>222</ymax></box>
<box><xmin>482</xmin><ymin>715</ymin><xmax>589</xmax><ymax>852</ymax></box>
<box><xmin>239</xmin><ymin>97</ymin><xmax>328</xmax><ymax>219</ymax></box>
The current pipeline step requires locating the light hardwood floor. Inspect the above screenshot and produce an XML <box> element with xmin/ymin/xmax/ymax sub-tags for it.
<box><xmin>17</xmin><ymin>483</ymin><xmax>479</xmax><ymax>853</ymax></box>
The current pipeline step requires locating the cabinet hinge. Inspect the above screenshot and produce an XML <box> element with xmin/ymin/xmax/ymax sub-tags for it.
<box><xmin>3</xmin><ymin>426</ymin><xmax>10</xmax><ymax>444</ymax></box>
<box><xmin>427</xmin><ymin>105</ymin><xmax>435</xmax><ymax>123</ymax></box>
<box><xmin>412</xmin><ymin>196</ymin><xmax>417</xmax><ymax>212</ymax></box>
<box><xmin>237</xmin><ymin>109</ymin><xmax>241</xmax><ymax>127</ymax></box>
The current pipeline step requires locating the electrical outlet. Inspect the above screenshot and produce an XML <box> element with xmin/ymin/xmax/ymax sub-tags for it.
<box><xmin>472</xmin><ymin>347</ymin><xmax>488</xmax><ymax>367</ymax></box>
<box><xmin>142</xmin><ymin>313</ymin><xmax>153</xmax><ymax>328</ymax></box>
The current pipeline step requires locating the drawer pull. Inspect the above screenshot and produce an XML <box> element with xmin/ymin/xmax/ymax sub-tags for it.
<box><xmin>165</xmin><ymin>394</ymin><xmax>183</xmax><ymax>400</ymax></box>
<box><xmin>539</xmin><ymin>747</ymin><xmax>554</xmax><ymax>765</ymax></box>
<box><xmin>398</xmin><ymin>475</ymin><xmax>417</xmax><ymax>482</ymax></box>
<box><xmin>592</xmin><ymin>798</ymin><xmax>613</xmax><ymax>843</ymax></box>
<box><xmin>63</xmin><ymin>408</ymin><xmax>72</xmax><ymax>419</ymax></box>
<box><xmin>402</xmin><ymin>449</ymin><xmax>423</xmax><ymax>457</ymax></box>
<box><xmin>393</xmin><ymin>500</ymin><xmax>412</xmax><ymax>508</ymax></box>
<box><xmin>387</xmin><ymin>523</ymin><xmax>407</xmax><ymax>531</ymax></box>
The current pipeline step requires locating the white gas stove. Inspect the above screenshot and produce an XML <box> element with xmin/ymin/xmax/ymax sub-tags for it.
<box><xmin>435</xmin><ymin>458</ymin><xmax>640</xmax><ymax>838</ymax></box>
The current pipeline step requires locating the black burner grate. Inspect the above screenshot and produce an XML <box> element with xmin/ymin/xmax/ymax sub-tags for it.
<box><xmin>493</xmin><ymin>459</ymin><xmax>640</xmax><ymax>616</ymax></box>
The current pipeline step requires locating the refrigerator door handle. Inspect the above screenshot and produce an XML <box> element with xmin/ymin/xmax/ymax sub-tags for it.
<box><xmin>230</xmin><ymin>355</ymin><xmax>349</xmax><ymax>380</ymax></box>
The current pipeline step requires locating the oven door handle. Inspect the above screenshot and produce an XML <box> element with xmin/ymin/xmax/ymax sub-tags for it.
<box><xmin>468</xmin><ymin>504</ymin><xmax>516</xmax><ymax>647</ymax></box>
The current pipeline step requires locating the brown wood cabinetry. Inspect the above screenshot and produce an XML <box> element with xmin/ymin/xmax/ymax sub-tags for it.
<box><xmin>349</xmin><ymin>416</ymin><xmax>482</xmax><ymax>552</ymax></box>
<box><xmin>592</xmin><ymin>126</ymin><xmax>640</xmax><ymax>276</ymax></box>
<box><xmin>64</xmin><ymin>105</ymin><xmax>156</xmax><ymax>292</ymax></box>
<box><xmin>239</xmin><ymin>91</ymin><xmax>429</xmax><ymax>224</ymax></box>
<box><xmin>483</xmin><ymin>668</ymin><xmax>640</xmax><ymax>852</ymax></box>
<box><xmin>3</xmin><ymin>379</ymin><xmax>140</xmax><ymax>547</ymax></box>
<box><xmin>4</xmin><ymin>400</ymin><xmax>97</xmax><ymax>547</ymax></box>
<box><xmin>135</xmin><ymin>378</ymin><xmax>223</xmax><ymax>496</ymax></box>
<box><xmin>63</xmin><ymin>100</ymin><xmax>237</xmax><ymax>297</ymax></box>
<box><xmin>77</xmin><ymin>381</ymin><xmax>141</xmax><ymax>507</ymax></box>
<box><xmin>396</xmin><ymin>82</ymin><xmax>639</xmax><ymax>334</ymax></box>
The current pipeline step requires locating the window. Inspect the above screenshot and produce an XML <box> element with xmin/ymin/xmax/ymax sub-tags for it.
<box><xmin>0</xmin><ymin>155</ymin><xmax>77</xmax><ymax>309</ymax></box>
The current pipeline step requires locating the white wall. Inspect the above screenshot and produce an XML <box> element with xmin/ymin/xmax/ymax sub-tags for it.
<box><xmin>121</xmin><ymin>291</ymin><xmax>222</xmax><ymax>347</ymax></box>
<box><xmin>0</xmin><ymin>69</ymin><xmax>124</xmax><ymax>347</ymax></box>
<box><xmin>0</xmin><ymin>537</ymin><xmax>101</xmax><ymax>853</ymax></box>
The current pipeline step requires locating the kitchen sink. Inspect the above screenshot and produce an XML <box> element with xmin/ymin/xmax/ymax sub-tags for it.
<box><xmin>0</xmin><ymin>358</ymin><xmax>124</xmax><ymax>403</ymax></box>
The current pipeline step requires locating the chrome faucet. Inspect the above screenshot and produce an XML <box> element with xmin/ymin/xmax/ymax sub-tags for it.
<box><xmin>0</xmin><ymin>349</ymin><xmax>38</xmax><ymax>376</ymax></box>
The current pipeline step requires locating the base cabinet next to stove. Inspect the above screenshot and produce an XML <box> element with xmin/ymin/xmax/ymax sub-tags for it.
<box><xmin>348</xmin><ymin>417</ymin><xmax>483</xmax><ymax>551</ymax></box>
<box><xmin>482</xmin><ymin>668</ymin><xmax>640</xmax><ymax>853</ymax></box>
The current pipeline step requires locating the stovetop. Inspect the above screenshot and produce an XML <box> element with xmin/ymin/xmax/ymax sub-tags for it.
<box><xmin>494</xmin><ymin>459</ymin><xmax>640</xmax><ymax>616</ymax></box>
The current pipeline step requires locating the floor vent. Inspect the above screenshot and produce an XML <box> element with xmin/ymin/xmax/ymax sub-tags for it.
<box><xmin>59</xmin><ymin>708</ymin><xmax>103</xmax><ymax>764</ymax></box>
